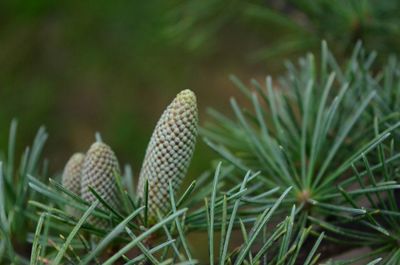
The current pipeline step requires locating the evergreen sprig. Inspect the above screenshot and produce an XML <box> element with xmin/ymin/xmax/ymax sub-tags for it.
<box><xmin>312</xmin><ymin>138</ymin><xmax>400</xmax><ymax>264</ymax></box>
<box><xmin>0</xmin><ymin>120</ymin><xmax>48</xmax><ymax>264</ymax></box>
<box><xmin>28</xmin><ymin>160</ymin><xmax>304</xmax><ymax>264</ymax></box>
<box><xmin>202</xmin><ymin>42</ymin><xmax>400</xmax><ymax>259</ymax></box>
<box><xmin>3</xmin><ymin>42</ymin><xmax>400</xmax><ymax>264</ymax></box>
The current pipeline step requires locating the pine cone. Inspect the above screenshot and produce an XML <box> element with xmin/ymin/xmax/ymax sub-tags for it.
<box><xmin>62</xmin><ymin>153</ymin><xmax>85</xmax><ymax>196</ymax></box>
<box><xmin>137</xmin><ymin>89</ymin><xmax>198</xmax><ymax>223</ymax></box>
<box><xmin>81</xmin><ymin>142</ymin><xmax>120</xmax><ymax>227</ymax></box>
<box><xmin>62</xmin><ymin>153</ymin><xmax>85</xmax><ymax>217</ymax></box>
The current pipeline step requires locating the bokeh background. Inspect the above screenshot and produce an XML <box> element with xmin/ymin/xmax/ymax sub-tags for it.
<box><xmin>2</xmin><ymin>0</ymin><xmax>400</xmax><ymax>176</ymax></box>
<box><xmin>1</xmin><ymin>0</ymin><xmax>400</xmax><ymax>262</ymax></box>
<box><xmin>0</xmin><ymin>0</ymin><xmax>272</xmax><ymax>177</ymax></box>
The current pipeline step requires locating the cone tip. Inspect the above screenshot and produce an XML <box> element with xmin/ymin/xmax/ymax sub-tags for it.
<box><xmin>89</xmin><ymin>141</ymin><xmax>110</xmax><ymax>151</ymax></box>
<box><xmin>177</xmin><ymin>89</ymin><xmax>196</xmax><ymax>99</ymax></box>
<box><xmin>70</xmin><ymin>152</ymin><xmax>85</xmax><ymax>160</ymax></box>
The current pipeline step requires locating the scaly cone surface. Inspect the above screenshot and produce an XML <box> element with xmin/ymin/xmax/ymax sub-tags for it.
<box><xmin>62</xmin><ymin>153</ymin><xmax>85</xmax><ymax>217</ymax></box>
<box><xmin>137</xmin><ymin>89</ymin><xmax>198</xmax><ymax>223</ymax></box>
<box><xmin>81</xmin><ymin>142</ymin><xmax>120</xmax><ymax>226</ymax></box>
<box><xmin>62</xmin><ymin>153</ymin><xmax>85</xmax><ymax>196</ymax></box>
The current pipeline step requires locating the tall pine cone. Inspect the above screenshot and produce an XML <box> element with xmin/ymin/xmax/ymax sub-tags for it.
<box><xmin>137</xmin><ymin>89</ymin><xmax>198</xmax><ymax>222</ymax></box>
<box><xmin>81</xmin><ymin>142</ymin><xmax>120</xmax><ymax>227</ymax></box>
<box><xmin>62</xmin><ymin>153</ymin><xmax>85</xmax><ymax>217</ymax></box>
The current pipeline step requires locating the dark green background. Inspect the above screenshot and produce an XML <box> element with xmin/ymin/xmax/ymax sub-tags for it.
<box><xmin>0</xmin><ymin>1</ymin><xmax>279</xmax><ymax>179</ymax></box>
<box><xmin>1</xmin><ymin>0</ymin><xmax>399</xmax><ymax>192</ymax></box>
<box><xmin>0</xmin><ymin>0</ymin><xmax>399</xmax><ymax>188</ymax></box>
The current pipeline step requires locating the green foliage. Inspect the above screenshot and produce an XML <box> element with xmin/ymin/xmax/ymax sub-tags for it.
<box><xmin>28</xmin><ymin>161</ymin><xmax>325</xmax><ymax>264</ymax></box>
<box><xmin>167</xmin><ymin>0</ymin><xmax>400</xmax><ymax>60</ymax></box>
<box><xmin>2</xmin><ymin>39</ymin><xmax>400</xmax><ymax>263</ymax></box>
<box><xmin>316</xmin><ymin>143</ymin><xmax>400</xmax><ymax>264</ymax></box>
<box><xmin>0</xmin><ymin>120</ymin><xmax>48</xmax><ymax>264</ymax></box>
<box><xmin>204</xmin><ymin>43</ymin><xmax>397</xmax><ymax>205</ymax></box>
<box><xmin>203</xmin><ymin>43</ymin><xmax>400</xmax><ymax>262</ymax></box>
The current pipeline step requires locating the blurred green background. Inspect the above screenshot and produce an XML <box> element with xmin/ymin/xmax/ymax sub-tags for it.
<box><xmin>1</xmin><ymin>0</ymin><xmax>400</xmax><ymax>187</ymax></box>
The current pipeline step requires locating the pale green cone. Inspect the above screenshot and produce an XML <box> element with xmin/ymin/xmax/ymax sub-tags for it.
<box><xmin>81</xmin><ymin>142</ymin><xmax>120</xmax><ymax>227</ymax></box>
<box><xmin>62</xmin><ymin>153</ymin><xmax>85</xmax><ymax>217</ymax></box>
<box><xmin>62</xmin><ymin>153</ymin><xmax>85</xmax><ymax>195</ymax></box>
<box><xmin>137</xmin><ymin>89</ymin><xmax>198</xmax><ymax>222</ymax></box>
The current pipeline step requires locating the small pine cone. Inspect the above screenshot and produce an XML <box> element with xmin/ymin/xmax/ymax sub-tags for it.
<box><xmin>62</xmin><ymin>153</ymin><xmax>85</xmax><ymax>217</ymax></box>
<box><xmin>62</xmin><ymin>153</ymin><xmax>85</xmax><ymax>196</ymax></box>
<box><xmin>137</xmin><ymin>89</ymin><xmax>198</xmax><ymax>222</ymax></box>
<box><xmin>81</xmin><ymin>142</ymin><xmax>120</xmax><ymax>227</ymax></box>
